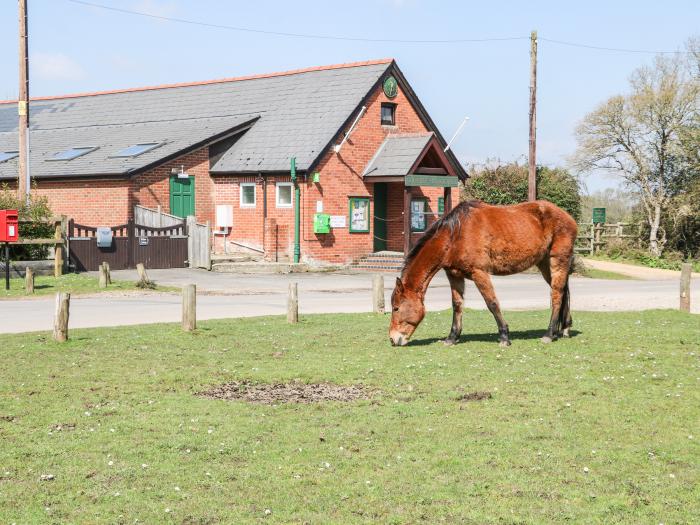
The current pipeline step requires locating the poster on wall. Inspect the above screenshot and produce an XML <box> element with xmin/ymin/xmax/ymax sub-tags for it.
<box><xmin>330</xmin><ymin>215</ymin><xmax>346</xmax><ymax>228</ymax></box>
<box><xmin>350</xmin><ymin>198</ymin><xmax>369</xmax><ymax>232</ymax></box>
<box><xmin>411</xmin><ymin>200</ymin><xmax>426</xmax><ymax>231</ymax></box>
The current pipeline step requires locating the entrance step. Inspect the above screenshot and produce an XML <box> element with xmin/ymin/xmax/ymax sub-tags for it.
<box><xmin>351</xmin><ymin>251</ymin><xmax>405</xmax><ymax>272</ymax></box>
<box><xmin>211</xmin><ymin>252</ymin><xmax>263</xmax><ymax>264</ymax></box>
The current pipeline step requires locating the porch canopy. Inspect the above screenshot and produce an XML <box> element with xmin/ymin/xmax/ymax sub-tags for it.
<box><xmin>363</xmin><ymin>132</ymin><xmax>458</xmax><ymax>253</ymax></box>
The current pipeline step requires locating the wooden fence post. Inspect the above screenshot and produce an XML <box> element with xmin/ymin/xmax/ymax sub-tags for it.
<box><xmin>103</xmin><ymin>262</ymin><xmax>112</xmax><ymax>284</ymax></box>
<box><xmin>54</xmin><ymin>217</ymin><xmax>64</xmax><ymax>278</ymax></box>
<box><xmin>287</xmin><ymin>282</ymin><xmax>298</xmax><ymax>323</ymax></box>
<box><xmin>680</xmin><ymin>263</ymin><xmax>691</xmax><ymax>313</ymax></box>
<box><xmin>99</xmin><ymin>263</ymin><xmax>109</xmax><ymax>288</ymax></box>
<box><xmin>136</xmin><ymin>263</ymin><xmax>151</xmax><ymax>286</ymax></box>
<box><xmin>372</xmin><ymin>274</ymin><xmax>385</xmax><ymax>314</ymax></box>
<box><xmin>25</xmin><ymin>267</ymin><xmax>34</xmax><ymax>294</ymax></box>
<box><xmin>182</xmin><ymin>284</ymin><xmax>196</xmax><ymax>331</ymax></box>
<box><xmin>53</xmin><ymin>292</ymin><xmax>70</xmax><ymax>342</ymax></box>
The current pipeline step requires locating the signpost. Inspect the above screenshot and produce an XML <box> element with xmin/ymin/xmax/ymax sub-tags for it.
<box><xmin>592</xmin><ymin>207</ymin><xmax>606</xmax><ymax>224</ymax></box>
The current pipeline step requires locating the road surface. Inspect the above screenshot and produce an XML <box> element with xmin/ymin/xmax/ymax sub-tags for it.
<box><xmin>0</xmin><ymin>269</ymin><xmax>696</xmax><ymax>334</ymax></box>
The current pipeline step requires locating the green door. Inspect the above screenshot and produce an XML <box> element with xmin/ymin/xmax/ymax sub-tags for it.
<box><xmin>373</xmin><ymin>182</ymin><xmax>387</xmax><ymax>252</ymax></box>
<box><xmin>170</xmin><ymin>176</ymin><xmax>195</xmax><ymax>218</ymax></box>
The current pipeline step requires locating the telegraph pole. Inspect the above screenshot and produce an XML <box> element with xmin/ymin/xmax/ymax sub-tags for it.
<box><xmin>528</xmin><ymin>29</ymin><xmax>537</xmax><ymax>201</ymax></box>
<box><xmin>18</xmin><ymin>0</ymin><xmax>30</xmax><ymax>200</ymax></box>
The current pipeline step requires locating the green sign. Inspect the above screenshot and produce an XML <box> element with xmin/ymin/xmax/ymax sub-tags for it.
<box><xmin>592</xmin><ymin>207</ymin><xmax>606</xmax><ymax>223</ymax></box>
<box><xmin>405</xmin><ymin>174</ymin><xmax>458</xmax><ymax>188</ymax></box>
<box><xmin>383</xmin><ymin>75</ymin><xmax>398</xmax><ymax>99</ymax></box>
<box><xmin>438</xmin><ymin>196</ymin><xmax>445</xmax><ymax>214</ymax></box>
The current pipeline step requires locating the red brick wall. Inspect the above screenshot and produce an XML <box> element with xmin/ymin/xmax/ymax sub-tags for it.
<box><xmin>32</xmin><ymin>179</ymin><xmax>131</xmax><ymax>225</ymax></box>
<box><xmin>131</xmin><ymin>148</ymin><xmax>214</xmax><ymax>225</ymax></box>
<box><xmin>298</xmin><ymin>81</ymin><xmax>460</xmax><ymax>264</ymax></box>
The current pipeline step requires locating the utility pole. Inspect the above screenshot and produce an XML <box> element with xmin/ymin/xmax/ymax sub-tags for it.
<box><xmin>18</xmin><ymin>0</ymin><xmax>30</xmax><ymax>200</ymax></box>
<box><xmin>528</xmin><ymin>29</ymin><xmax>537</xmax><ymax>202</ymax></box>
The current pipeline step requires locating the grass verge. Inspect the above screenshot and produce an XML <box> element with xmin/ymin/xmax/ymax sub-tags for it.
<box><xmin>0</xmin><ymin>273</ymin><xmax>176</xmax><ymax>299</ymax></box>
<box><xmin>0</xmin><ymin>309</ymin><xmax>698</xmax><ymax>523</ymax></box>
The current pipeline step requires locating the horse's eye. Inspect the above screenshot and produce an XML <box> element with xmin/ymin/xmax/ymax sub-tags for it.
<box><xmin>392</xmin><ymin>307</ymin><xmax>399</xmax><ymax>312</ymax></box>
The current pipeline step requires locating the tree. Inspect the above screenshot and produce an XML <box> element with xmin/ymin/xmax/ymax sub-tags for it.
<box><xmin>465</xmin><ymin>159</ymin><xmax>581</xmax><ymax>220</ymax></box>
<box><xmin>574</xmin><ymin>50</ymin><xmax>699</xmax><ymax>256</ymax></box>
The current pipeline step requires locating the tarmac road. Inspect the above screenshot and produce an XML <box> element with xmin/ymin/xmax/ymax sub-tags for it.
<box><xmin>0</xmin><ymin>269</ymin><xmax>696</xmax><ymax>334</ymax></box>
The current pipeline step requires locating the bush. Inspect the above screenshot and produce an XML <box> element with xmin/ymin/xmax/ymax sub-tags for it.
<box><xmin>464</xmin><ymin>160</ymin><xmax>582</xmax><ymax>220</ymax></box>
<box><xmin>0</xmin><ymin>184</ymin><xmax>54</xmax><ymax>260</ymax></box>
<box><xmin>597</xmin><ymin>238</ymin><xmax>700</xmax><ymax>272</ymax></box>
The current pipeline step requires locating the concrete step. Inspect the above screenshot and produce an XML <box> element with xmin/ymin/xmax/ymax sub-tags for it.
<box><xmin>211</xmin><ymin>252</ymin><xmax>263</xmax><ymax>264</ymax></box>
<box><xmin>211</xmin><ymin>262</ymin><xmax>310</xmax><ymax>274</ymax></box>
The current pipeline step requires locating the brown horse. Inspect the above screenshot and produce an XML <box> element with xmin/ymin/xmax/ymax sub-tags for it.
<box><xmin>389</xmin><ymin>200</ymin><xmax>578</xmax><ymax>347</ymax></box>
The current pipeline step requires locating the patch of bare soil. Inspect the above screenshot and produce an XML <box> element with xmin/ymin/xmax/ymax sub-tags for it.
<box><xmin>197</xmin><ymin>381</ymin><xmax>370</xmax><ymax>404</ymax></box>
<box><xmin>457</xmin><ymin>391</ymin><xmax>492</xmax><ymax>402</ymax></box>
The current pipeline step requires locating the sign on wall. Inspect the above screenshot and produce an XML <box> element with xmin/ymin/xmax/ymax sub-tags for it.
<box><xmin>330</xmin><ymin>215</ymin><xmax>346</xmax><ymax>228</ymax></box>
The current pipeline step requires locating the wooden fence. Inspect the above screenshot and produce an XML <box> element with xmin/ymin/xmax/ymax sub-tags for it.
<box><xmin>187</xmin><ymin>216</ymin><xmax>211</xmax><ymax>270</ymax></box>
<box><xmin>134</xmin><ymin>205</ymin><xmax>183</xmax><ymax>228</ymax></box>
<box><xmin>575</xmin><ymin>222</ymin><xmax>641</xmax><ymax>255</ymax></box>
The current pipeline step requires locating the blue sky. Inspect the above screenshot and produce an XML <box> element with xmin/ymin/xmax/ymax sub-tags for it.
<box><xmin>0</xmin><ymin>0</ymin><xmax>697</xmax><ymax>191</ymax></box>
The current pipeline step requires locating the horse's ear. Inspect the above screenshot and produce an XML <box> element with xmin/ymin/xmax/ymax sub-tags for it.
<box><xmin>395</xmin><ymin>277</ymin><xmax>404</xmax><ymax>292</ymax></box>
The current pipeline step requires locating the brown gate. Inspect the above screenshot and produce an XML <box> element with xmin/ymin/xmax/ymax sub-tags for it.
<box><xmin>68</xmin><ymin>219</ymin><xmax>188</xmax><ymax>271</ymax></box>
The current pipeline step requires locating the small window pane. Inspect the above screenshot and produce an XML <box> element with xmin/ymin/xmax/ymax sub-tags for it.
<box><xmin>49</xmin><ymin>147</ymin><xmax>96</xmax><ymax>161</ymax></box>
<box><xmin>381</xmin><ymin>104</ymin><xmax>395</xmax><ymax>125</ymax></box>
<box><xmin>277</xmin><ymin>184</ymin><xmax>292</xmax><ymax>207</ymax></box>
<box><xmin>0</xmin><ymin>151</ymin><xmax>18</xmax><ymax>163</ymax></box>
<box><xmin>113</xmin><ymin>143</ymin><xmax>161</xmax><ymax>158</ymax></box>
<box><xmin>240</xmin><ymin>184</ymin><xmax>256</xmax><ymax>207</ymax></box>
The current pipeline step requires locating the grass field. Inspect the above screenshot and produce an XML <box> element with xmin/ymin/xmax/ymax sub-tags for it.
<box><xmin>0</xmin><ymin>273</ymin><xmax>175</xmax><ymax>299</ymax></box>
<box><xmin>0</xmin><ymin>309</ymin><xmax>698</xmax><ymax>524</ymax></box>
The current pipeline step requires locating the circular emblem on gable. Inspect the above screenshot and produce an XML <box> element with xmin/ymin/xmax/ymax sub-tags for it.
<box><xmin>383</xmin><ymin>75</ymin><xmax>398</xmax><ymax>99</ymax></box>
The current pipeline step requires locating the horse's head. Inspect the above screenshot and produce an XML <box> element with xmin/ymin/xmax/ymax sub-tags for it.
<box><xmin>389</xmin><ymin>277</ymin><xmax>425</xmax><ymax>346</ymax></box>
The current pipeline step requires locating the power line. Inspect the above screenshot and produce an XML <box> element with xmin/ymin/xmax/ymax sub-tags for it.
<box><xmin>539</xmin><ymin>37</ymin><xmax>687</xmax><ymax>55</ymax></box>
<box><xmin>65</xmin><ymin>0</ymin><xmax>527</xmax><ymax>44</ymax></box>
<box><xmin>64</xmin><ymin>0</ymin><xmax>692</xmax><ymax>54</ymax></box>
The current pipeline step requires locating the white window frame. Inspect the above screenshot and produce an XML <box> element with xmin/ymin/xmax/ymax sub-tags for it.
<box><xmin>240</xmin><ymin>182</ymin><xmax>256</xmax><ymax>208</ymax></box>
<box><xmin>275</xmin><ymin>182</ymin><xmax>293</xmax><ymax>208</ymax></box>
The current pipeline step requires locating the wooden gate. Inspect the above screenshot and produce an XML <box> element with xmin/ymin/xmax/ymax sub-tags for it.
<box><xmin>186</xmin><ymin>216</ymin><xmax>211</xmax><ymax>270</ymax></box>
<box><xmin>69</xmin><ymin>219</ymin><xmax>188</xmax><ymax>271</ymax></box>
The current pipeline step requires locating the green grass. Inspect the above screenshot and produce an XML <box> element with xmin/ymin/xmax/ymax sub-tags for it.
<box><xmin>0</xmin><ymin>273</ymin><xmax>175</xmax><ymax>299</ymax></box>
<box><xmin>577</xmin><ymin>267</ymin><xmax>634</xmax><ymax>280</ymax></box>
<box><xmin>1</xmin><ymin>310</ymin><xmax>698</xmax><ymax>524</ymax></box>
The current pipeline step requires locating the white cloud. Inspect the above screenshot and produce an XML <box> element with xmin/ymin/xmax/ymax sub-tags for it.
<box><xmin>31</xmin><ymin>52</ymin><xmax>86</xmax><ymax>81</ymax></box>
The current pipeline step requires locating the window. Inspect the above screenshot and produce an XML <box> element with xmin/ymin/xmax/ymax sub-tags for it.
<box><xmin>381</xmin><ymin>103</ymin><xmax>396</xmax><ymax>126</ymax></box>
<box><xmin>112</xmin><ymin>143</ymin><xmax>162</xmax><ymax>158</ymax></box>
<box><xmin>240</xmin><ymin>183</ymin><xmax>256</xmax><ymax>208</ymax></box>
<box><xmin>411</xmin><ymin>198</ymin><xmax>428</xmax><ymax>232</ymax></box>
<box><xmin>48</xmin><ymin>147</ymin><xmax>97</xmax><ymax>161</ymax></box>
<box><xmin>0</xmin><ymin>151</ymin><xmax>18</xmax><ymax>163</ymax></box>
<box><xmin>276</xmin><ymin>182</ymin><xmax>293</xmax><ymax>208</ymax></box>
<box><xmin>349</xmin><ymin>197</ymin><xmax>370</xmax><ymax>233</ymax></box>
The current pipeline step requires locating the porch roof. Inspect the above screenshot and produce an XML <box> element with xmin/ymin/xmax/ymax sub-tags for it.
<box><xmin>362</xmin><ymin>132</ymin><xmax>457</xmax><ymax>180</ymax></box>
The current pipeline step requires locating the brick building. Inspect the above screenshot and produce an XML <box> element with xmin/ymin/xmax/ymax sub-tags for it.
<box><xmin>0</xmin><ymin>59</ymin><xmax>466</xmax><ymax>265</ymax></box>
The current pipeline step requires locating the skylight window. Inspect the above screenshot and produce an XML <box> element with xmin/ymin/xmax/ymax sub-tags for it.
<box><xmin>0</xmin><ymin>151</ymin><xmax>19</xmax><ymax>163</ymax></box>
<box><xmin>112</xmin><ymin>143</ymin><xmax>162</xmax><ymax>158</ymax></box>
<box><xmin>48</xmin><ymin>147</ymin><xmax>97</xmax><ymax>161</ymax></box>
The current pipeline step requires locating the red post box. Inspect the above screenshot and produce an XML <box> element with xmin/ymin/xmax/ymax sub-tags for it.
<box><xmin>0</xmin><ymin>209</ymin><xmax>19</xmax><ymax>242</ymax></box>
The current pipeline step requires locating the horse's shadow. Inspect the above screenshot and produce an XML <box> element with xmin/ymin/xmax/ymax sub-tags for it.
<box><xmin>407</xmin><ymin>329</ymin><xmax>581</xmax><ymax>347</ymax></box>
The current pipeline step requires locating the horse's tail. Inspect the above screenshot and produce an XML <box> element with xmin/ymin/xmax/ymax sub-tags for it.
<box><xmin>558</xmin><ymin>256</ymin><xmax>574</xmax><ymax>333</ymax></box>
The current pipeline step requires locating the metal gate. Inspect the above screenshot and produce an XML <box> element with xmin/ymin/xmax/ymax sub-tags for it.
<box><xmin>68</xmin><ymin>219</ymin><xmax>188</xmax><ymax>271</ymax></box>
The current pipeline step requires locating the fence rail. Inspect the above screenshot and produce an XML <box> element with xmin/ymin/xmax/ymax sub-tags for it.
<box><xmin>575</xmin><ymin>222</ymin><xmax>642</xmax><ymax>255</ymax></box>
<box><xmin>134</xmin><ymin>205</ymin><xmax>184</xmax><ymax>228</ymax></box>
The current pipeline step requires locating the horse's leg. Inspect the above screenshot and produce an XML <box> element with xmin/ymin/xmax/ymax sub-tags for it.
<box><xmin>471</xmin><ymin>270</ymin><xmax>510</xmax><ymax>347</ymax></box>
<box><xmin>542</xmin><ymin>253</ymin><xmax>572</xmax><ymax>343</ymax></box>
<box><xmin>444</xmin><ymin>271</ymin><xmax>465</xmax><ymax>346</ymax></box>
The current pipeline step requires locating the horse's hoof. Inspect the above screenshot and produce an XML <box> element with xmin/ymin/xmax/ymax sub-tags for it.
<box><xmin>499</xmin><ymin>340</ymin><xmax>511</xmax><ymax>348</ymax></box>
<box><xmin>443</xmin><ymin>338</ymin><xmax>456</xmax><ymax>346</ymax></box>
<box><xmin>562</xmin><ymin>328</ymin><xmax>571</xmax><ymax>338</ymax></box>
<box><xmin>541</xmin><ymin>336</ymin><xmax>553</xmax><ymax>344</ymax></box>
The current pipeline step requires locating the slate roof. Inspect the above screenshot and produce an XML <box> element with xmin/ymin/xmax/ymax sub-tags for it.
<box><xmin>0</xmin><ymin>59</ymin><xmax>393</xmax><ymax>180</ymax></box>
<box><xmin>363</xmin><ymin>133</ymin><xmax>434</xmax><ymax>177</ymax></box>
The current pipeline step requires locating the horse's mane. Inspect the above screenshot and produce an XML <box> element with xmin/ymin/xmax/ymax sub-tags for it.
<box><xmin>401</xmin><ymin>200</ymin><xmax>482</xmax><ymax>274</ymax></box>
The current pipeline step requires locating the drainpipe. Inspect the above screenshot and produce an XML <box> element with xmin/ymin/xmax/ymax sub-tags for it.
<box><xmin>291</xmin><ymin>157</ymin><xmax>300</xmax><ymax>264</ymax></box>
